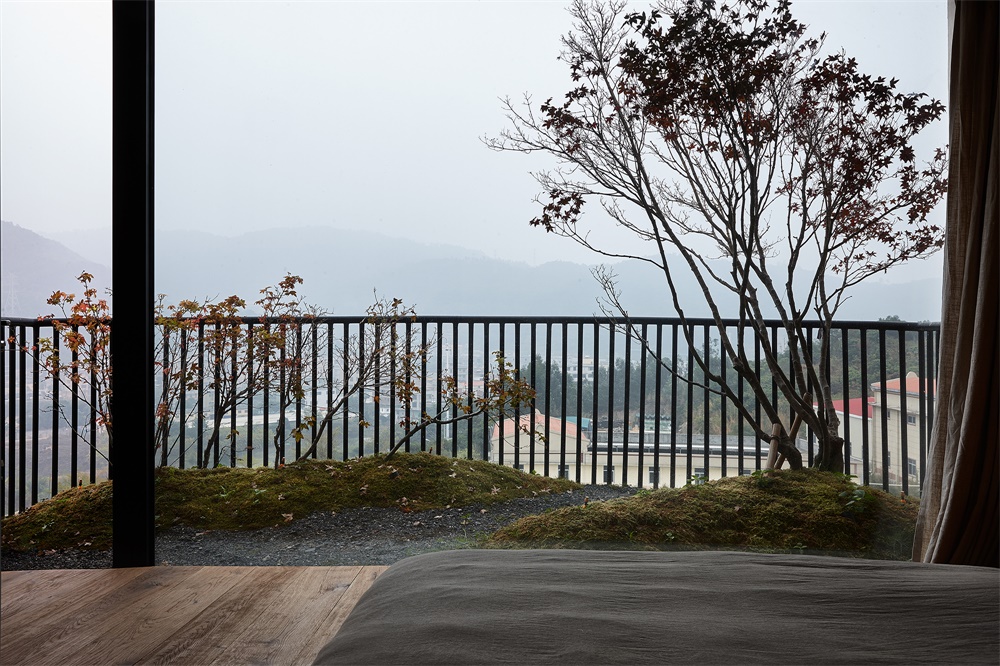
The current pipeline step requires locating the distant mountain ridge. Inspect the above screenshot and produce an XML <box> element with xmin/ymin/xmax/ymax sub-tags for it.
<box><xmin>3</xmin><ymin>223</ymin><xmax>942</xmax><ymax>322</ymax></box>
<box><xmin>1</xmin><ymin>221</ymin><xmax>112</xmax><ymax>318</ymax></box>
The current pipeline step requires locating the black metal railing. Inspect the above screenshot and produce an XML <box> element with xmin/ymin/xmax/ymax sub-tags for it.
<box><xmin>1</xmin><ymin>316</ymin><xmax>939</xmax><ymax>516</ymax></box>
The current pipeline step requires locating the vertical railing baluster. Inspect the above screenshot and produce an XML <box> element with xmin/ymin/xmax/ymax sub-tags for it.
<box><xmin>483</xmin><ymin>322</ymin><xmax>491</xmax><ymax>461</ymax></box>
<box><xmin>529</xmin><ymin>323</ymin><xmax>537</xmax><ymax>472</ymax></box>
<box><xmin>606</xmin><ymin>323</ymin><xmax>616</xmax><ymax>484</ymax></box>
<box><xmin>342</xmin><ymin>321</ymin><xmax>350</xmax><ymax>461</ymax></box>
<box><xmin>559</xmin><ymin>322</ymin><xmax>568</xmax><ymax>477</ymax></box>
<box><xmin>622</xmin><ymin>324</ymin><xmax>632</xmax><ymax>488</ymax></box>
<box><xmin>466</xmin><ymin>322</ymin><xmax>475</xmax><ymax>460</ymax></box>
<box><xmin>0</xmin><ymin>321</ymin><xmax>7</xmax><ymax>517</ymax></box>
<box><xmin>878</xmin><ymin>329</ymin><xmax>890</xmax><ymax>491</ymax></box>
<box><xmin>71</xmin><ymin>326</ymin><xmax>80</xmax><ymax>483</ymax></box>
<box><xmin>31</xmin><ymin>325</ymin><xmax>40</xmax><ymax>504</ymax></box>
<box><xmin>420</xmin><ymin>321</ymin><xmax>428</xmax><ymax>453</ymax></box>
<box><xmin>576</xmin><ymin>322</ymin><xmax>584</xmax><ymax>484</ymax></box>
<box><xmin>898</xmin><ymin>330</ymin><xmax>909</xmax><ymax>495</ymax></box>
<box><xmin>591</xmin><ymin>321</ymin><xmax>600</xmax><ymax>486</ymax></box>
<box><xmin>638</xmin><ymin>323</ymin><xmax>647</xmax><ymax>488</ymax></box>
<box><xmin>860</xmin><ymin>330</ymin><xmax>870</xmax><ymax>486</ymax></box>
<box><xmin>701</xmin><ymin>325</ymin><xmax>709</xmax><ymax>480</ymax></box>
<box><xmin>653</xmin><ymin>323</ymin><xmax>663</xmax><ymax>488</ymax></box>
<box><xmin>51</xmin><ymin>330</ymin><xmax>60</xmax><ymax>496</ymax></box>
<box><xmin>840</xmin><ymin>327</ymin><xmax>851</xmax><ymax>475</ymax></box>
<box><xmin>685</xmin><ymin>325</ymin><xmax>694</xmax><ymax>482</ymax></box>
<box><xmin>719</xmin><ymin>324</ymin><xmax>727</xmax><ymax>477</ymax></box>
<box><xmin>543</xmin><ymin>321</ymin><xmax>551</xmax><ymax>477</ymax></box>
<box><xmin>326</xmin><ymin>322</ymin><xmax>334</xmax><ymax>459</ymax></box>
<box><xmin>670</xmin><ymin>323</ymin><xmax>678</xmax><ymax>487</ymax></box>
<box><xmin>18</xmin><ymin>324</ymin><xmax>27</xmax><ymax>510</ymax></box>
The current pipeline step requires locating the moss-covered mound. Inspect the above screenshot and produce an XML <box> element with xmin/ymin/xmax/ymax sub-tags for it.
<box><xmin>1</xmin><ymin>452</ymin><xmax>579</xmax><ymax>553</ymax></box>
<box><xmin>485</xmin><ymin>469</ymin><xmax>918</xmax><ymax>560</ymax></box>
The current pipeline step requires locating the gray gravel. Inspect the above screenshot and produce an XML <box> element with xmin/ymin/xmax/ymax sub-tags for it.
<box><xmin>1</xmin><ymin>484</ymin><xmax>638</xmax><ymax>571</ymax></box>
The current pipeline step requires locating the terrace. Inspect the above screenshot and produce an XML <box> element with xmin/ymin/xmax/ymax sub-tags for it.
<box><xmin>1</xmin><ymin>0</ymin><xmax>995</xmax><ymax>664</ymax></box>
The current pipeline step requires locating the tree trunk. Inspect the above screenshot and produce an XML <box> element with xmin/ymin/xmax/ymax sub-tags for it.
<box><xmin>814</xmin><ymin>433</ymin><xmax>845</xmax><ymax>473</ymax></box>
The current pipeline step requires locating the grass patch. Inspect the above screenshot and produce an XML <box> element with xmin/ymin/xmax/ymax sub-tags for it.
<box><xmin>1</xmin><ymin>452</ymin><xmax>578</xmax><ymax>553</ymax></box>
<box><xmin>485</xmin><ymin>469</ymin><xmax>919</xmax><ymax>560</ymax></box>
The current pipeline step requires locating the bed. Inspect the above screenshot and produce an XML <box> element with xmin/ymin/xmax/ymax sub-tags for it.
<box><xmin>314</xmin><ymin>549</ymin><xmax>1000</xmax><ymax>665</ymax></box>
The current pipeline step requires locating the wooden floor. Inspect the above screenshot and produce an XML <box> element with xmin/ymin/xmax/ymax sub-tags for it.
<box><xmin>0</xmin><ymin>565</ymin><xmax>388</xmax><ymax>665</ymax></box>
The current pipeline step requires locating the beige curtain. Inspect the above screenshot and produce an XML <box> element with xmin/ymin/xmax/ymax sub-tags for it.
<box><xmin>912</xmin><ymin>0</ymin><xmax>999</xmax><ymax>567</ymax></box>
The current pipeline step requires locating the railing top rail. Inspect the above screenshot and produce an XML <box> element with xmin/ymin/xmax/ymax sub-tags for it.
<box><xmin>1</xmin><ymin>315</ymin><xmax>942</xmax><ymax>332</ymax></box>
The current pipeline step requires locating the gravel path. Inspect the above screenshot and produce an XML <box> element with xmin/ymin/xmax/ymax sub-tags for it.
<box><xmin>1</xmin><ymin>485</ymin><xmax>638</xmax><ymax>571</ymax></box>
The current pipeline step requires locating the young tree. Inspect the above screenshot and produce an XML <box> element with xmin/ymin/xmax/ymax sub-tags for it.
<box><xmin>385</xmin><ymin>352</ymin><xmax>537</xmax><ymax>460</ymax></box>
<box><xmin>488</xmin><ymin>0</ymin><xmax>946</xmax><ymax>471</ymax></box>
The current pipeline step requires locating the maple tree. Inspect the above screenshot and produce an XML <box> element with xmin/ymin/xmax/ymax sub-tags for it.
<box><xmin>489</xmin><ymin>0</ymin><xmax>947</xmax><ymax>470</ymax></box>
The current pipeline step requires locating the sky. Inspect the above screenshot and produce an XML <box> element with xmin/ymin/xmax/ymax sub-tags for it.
<box><xmin>1</xmin><ymin>0</ymin><xmax>949</xmax><ymax>276</ymax></box>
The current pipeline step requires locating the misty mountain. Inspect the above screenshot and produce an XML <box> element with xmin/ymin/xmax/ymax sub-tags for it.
<box><xmin>1</xmin><ymin>221</ymin><xmax>112</xmax><ymax>318</ymax></box>
<box><xmin>3</xmin><ymin>224</ymin><xmax>942</xmax><ymax>322</ymax></box>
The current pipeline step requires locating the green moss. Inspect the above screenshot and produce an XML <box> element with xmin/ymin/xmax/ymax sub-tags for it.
<box><xmin>1</xmin><ymin>453</ymin><xmax>579</xmax><ymax>553</ymax></box>
<box><xmin>486</xmin><ymin>469</ymin><xmax>919</xmax><ymax>560</ymax></box>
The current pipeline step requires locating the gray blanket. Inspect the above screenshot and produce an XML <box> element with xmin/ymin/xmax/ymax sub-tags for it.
<box><xmin>315</xmin><ymin>549</ymin><xmax>1000</xmax><ymax>665</ymax></box>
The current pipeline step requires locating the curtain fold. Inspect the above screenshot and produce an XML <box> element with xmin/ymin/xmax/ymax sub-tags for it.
<box><xmin>912</xmin><ymin>0</ymin><xmax>999</xmax><ymax>567</ymax></box>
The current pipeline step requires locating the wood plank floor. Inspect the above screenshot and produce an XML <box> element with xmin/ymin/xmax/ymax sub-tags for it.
<box><xmin>0</xmin><ymin>565</ymin><xmax>388</xmax><ymax>665</ymax></box>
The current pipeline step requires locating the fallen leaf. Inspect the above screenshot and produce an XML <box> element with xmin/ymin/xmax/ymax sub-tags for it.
<box><xmin>282</xmin><ymin>513</ymin><xmax>294</xmax><ymax>522</ymax></box>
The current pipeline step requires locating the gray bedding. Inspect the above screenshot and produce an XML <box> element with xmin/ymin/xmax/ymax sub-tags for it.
<box><xmin>315</xmin><ymin>549</ymin><xmax>1000</xmax><ymax>665</ymax></box>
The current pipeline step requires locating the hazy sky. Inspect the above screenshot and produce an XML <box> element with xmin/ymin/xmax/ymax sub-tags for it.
<box><xmin>1</xmin><ymin>0</ymin><xmax>949</xmax><ymax>273</ymax></box>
